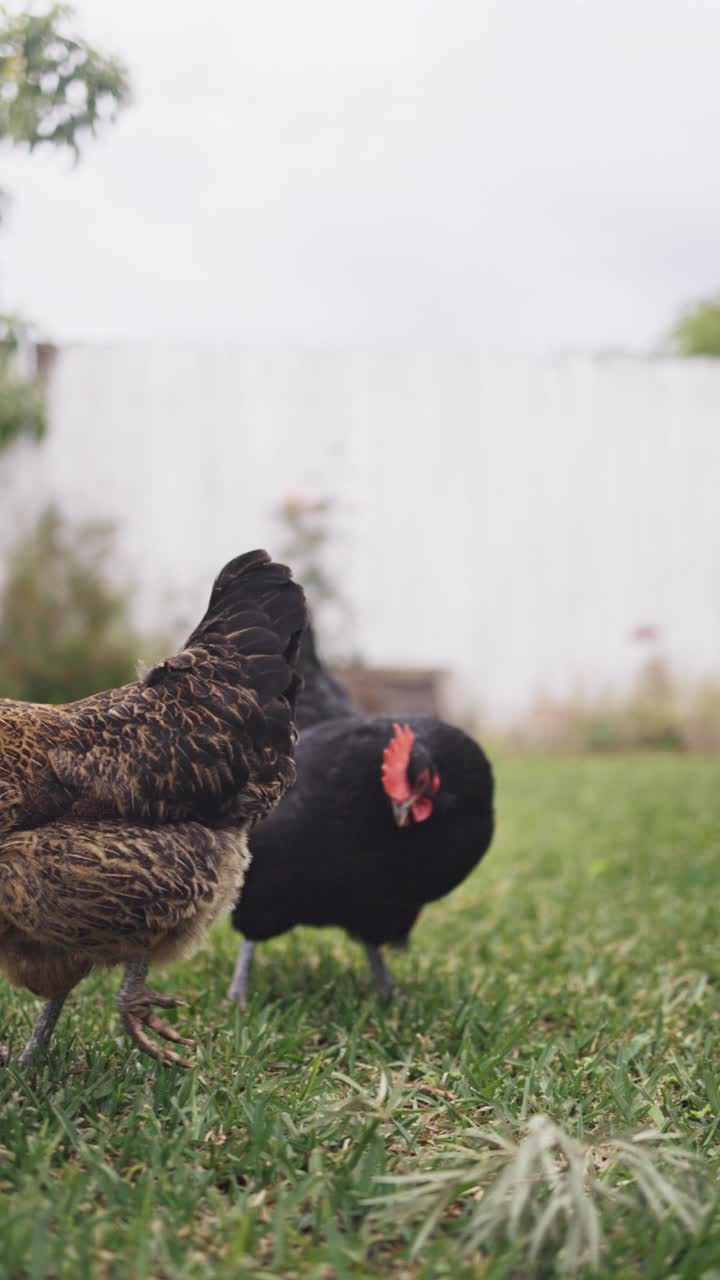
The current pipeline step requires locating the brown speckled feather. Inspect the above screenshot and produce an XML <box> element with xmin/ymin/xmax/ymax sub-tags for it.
<box><xmin>0</xmin><ymin>550</ymin><xmax>306</xmax><ymax>834</ymax></box>
<box><xmin>0</xmin><ymin>821</ymin><xmax>250</xmax><ymax>993</ymax></box>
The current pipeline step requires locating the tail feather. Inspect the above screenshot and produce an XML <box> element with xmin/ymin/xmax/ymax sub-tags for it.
<box><xmin>186</xmin><ymin>550</ymin><xmax>306</xmax><ymax>666</ymax></box>
<box><xmin>53</xmin><ymin>551</ymin><xmax>308</xmax><ymax>830</ymax></box>
<box><xmin>143</xmin><ymin>550</ymin><xmax>307</xmax><ymax>710</ymax></box>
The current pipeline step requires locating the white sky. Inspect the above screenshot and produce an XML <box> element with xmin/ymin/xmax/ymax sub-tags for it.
<box><xmin>2</xmin><ymin>0</ymin><xmax>719</xmax><ymax>351</ymax></box>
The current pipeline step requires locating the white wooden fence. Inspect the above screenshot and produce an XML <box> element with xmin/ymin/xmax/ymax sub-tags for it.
<box><xmin>5</xmin><ymin>346</ymin><xmax>720</xmax><ymax>724</ymax></box>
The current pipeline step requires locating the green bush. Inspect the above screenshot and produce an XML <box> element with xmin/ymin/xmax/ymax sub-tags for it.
<box><xmin>0</xmin><ymin>505</ymin><xmax>154</xmax><ymax>704</ymax></box>
<box><xmin>0</xmin><ymin>315</ymin><xmax>47</xmax><ymax>452</ymax></box>
<box><xmin>0</xmin><ymin>374</ymin><xmax>46</xmax><ymax>451</ymax></box>
<box><xmin>672</xmin><ymin>295</ymin><xmax>720</xmax><ymax>357</ymax></box>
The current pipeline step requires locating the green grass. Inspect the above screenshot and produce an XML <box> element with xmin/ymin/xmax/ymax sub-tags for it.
<box><xmin>1</xmin><ymin>754</ymin><xmax>719</xmax><ymax>1278</ymax></box>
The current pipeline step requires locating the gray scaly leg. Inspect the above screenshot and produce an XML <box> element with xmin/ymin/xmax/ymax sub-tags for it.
<box><xmin>118</xmin><ymin>957</ymin><xmax>194</xmax><ymax>1069</ymax></box>
<box><xmin>18</xmin><ymin>994</ymin><xmax>70</xmax><ymax>1068</ymax></box>
<box><xmin>364</xmin><ymin>943</ymin><xmax>394</xmax><ymax>995</ymax></box>
<box><xmin>225</xmin><ymin>939</ymin><xmax>256</xmax><ymax>1007</ymax></box>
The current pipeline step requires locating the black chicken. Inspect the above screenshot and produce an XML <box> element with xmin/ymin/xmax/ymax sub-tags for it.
<box><xmin>227</xmin><ymin>625</ymin><xmax>494</xmax><ymax>1001</ymax></box>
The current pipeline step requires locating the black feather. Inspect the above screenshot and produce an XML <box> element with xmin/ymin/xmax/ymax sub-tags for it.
<box><xmin>293</xmin><ymin>622</ymin><xmax>355</xmax><ymax>731</ymax></box>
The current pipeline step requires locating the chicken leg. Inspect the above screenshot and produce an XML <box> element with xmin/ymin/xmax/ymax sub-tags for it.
<box><xmin>364</xmin><ymin>943</ymin><xmax>394</xmax><ymax>995</ymax></box>
<box><xmin>17</xmin><ymin>992</ymin><xmax>71</xmax><ymax>1068</ymax></box>
<box><xmin>225</xmin><ymin>939</ymin><xmax>256</xmax><ymax>1007</ymax></box>
<box><xmin>117</xmin><ymin>958</ymin><xmax>194</xmax><ymax>1069</ymax></box>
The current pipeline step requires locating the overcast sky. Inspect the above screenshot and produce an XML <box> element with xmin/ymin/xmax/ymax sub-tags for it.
<box><xmin>2</xmin><ymin>0</ymin><xmax>719</xmax><ymax>352</ymax></box>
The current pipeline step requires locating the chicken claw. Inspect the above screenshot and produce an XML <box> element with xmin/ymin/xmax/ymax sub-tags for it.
<box><xmin>118</xmin><ymin>959</ymin><xmax>195</xmax><ymax>1069</ymax></box>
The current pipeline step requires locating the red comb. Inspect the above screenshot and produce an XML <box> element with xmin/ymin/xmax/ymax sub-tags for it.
<box><xmin>381</xmin><ymin>722</ymin><xmax>414</xmax><ymax>802</ymax></box>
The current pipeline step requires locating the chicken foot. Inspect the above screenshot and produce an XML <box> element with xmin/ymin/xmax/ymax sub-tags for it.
<box><xmin>118</xmin><ymin>958</ymin><xmax>194</xmax><ymax>1069</ymax></box>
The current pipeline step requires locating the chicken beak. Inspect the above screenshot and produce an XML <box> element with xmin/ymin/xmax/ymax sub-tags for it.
<box><xmin>391</xmin><ymin>798</ymin><xmax>413</xmax><ymax>827</ymax></box>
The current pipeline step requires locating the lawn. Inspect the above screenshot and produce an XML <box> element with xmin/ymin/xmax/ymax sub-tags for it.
<box><xmin>1</xmin><ymin>754</ymin><xmax>719</xmax><ymax>1278</ymax></box>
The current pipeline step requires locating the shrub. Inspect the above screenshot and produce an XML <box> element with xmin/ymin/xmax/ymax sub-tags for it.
<box><xmin>507</xmin><ymin>658</ymin><xmax>720</xmax><ymax>754</ymax></box>
<box><xmin>0</xmin><ymin>505</ymin><xmax>154</xmax><ymax>704</ymax></box>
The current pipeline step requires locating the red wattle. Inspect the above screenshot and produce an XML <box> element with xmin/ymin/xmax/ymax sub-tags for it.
<box><xmin>411</xmin><ymin>797</ymin><xmax>433</xmax><ymax>823</ymax></box>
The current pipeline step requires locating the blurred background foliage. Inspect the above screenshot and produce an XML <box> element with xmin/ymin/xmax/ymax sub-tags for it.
<box><xmin>277</xmin><ymin>493</ymin><xmax>355</xmax><ymax>661</ymax></box>
<box><xmin>672</xmin><ymin>295</ymin><xmax>720</xmax><ymax>357</ymax></box>
<box><xmin>0</xmin><ymin>313</ymin><xmax>46</xmax><ymax>450</ymax></box>
<box><xmin>0</xmin><ymin>2</ymin><xmax>129</xmax><ymax>152</ymax></box>
<box><xmin>0</xmin><ymin>505</ymin><xmax>151</xmax><ymax>704</ymax></box>
<box><xmin>0</xmin><ymin>2</ymin><xmax>130</xmax><ymax>453</ymax></box>
<box><xmin>509</xmin><ymin>656</ymin><xmax>720</xmax><ymax>755</ymax></box>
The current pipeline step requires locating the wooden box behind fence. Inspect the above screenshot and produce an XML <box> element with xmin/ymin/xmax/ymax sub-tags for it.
<box><xmin>334</xmin><ymin>667</ymin><xmax>447</xmax><ymax>719</ymax></box>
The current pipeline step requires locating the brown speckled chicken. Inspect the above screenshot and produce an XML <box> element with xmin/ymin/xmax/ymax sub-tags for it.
<box><xmin>0</xmin><ymin>550</ymin><xmax>306</xmax><ymax>1068</ymax></box>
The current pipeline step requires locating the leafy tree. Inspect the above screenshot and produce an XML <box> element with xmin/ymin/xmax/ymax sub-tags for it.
<box><xmin>672</xmin><ymin>295</ymin><xmax>720</xmax><ymax>358</ymax></box>
<box><xmin>0</xmin><ymin>13</ymin><xmax>134</xmax><ymax>701</ymax></box>
<box><xmin>0</xmin><ymin>3</ymin><xmax>129</xmax><ymax>152</ymax></box>
<box><xmin>0</xmin><ymin>3</ymin><xmax>130</xmax><ymax>455</ymax></box>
